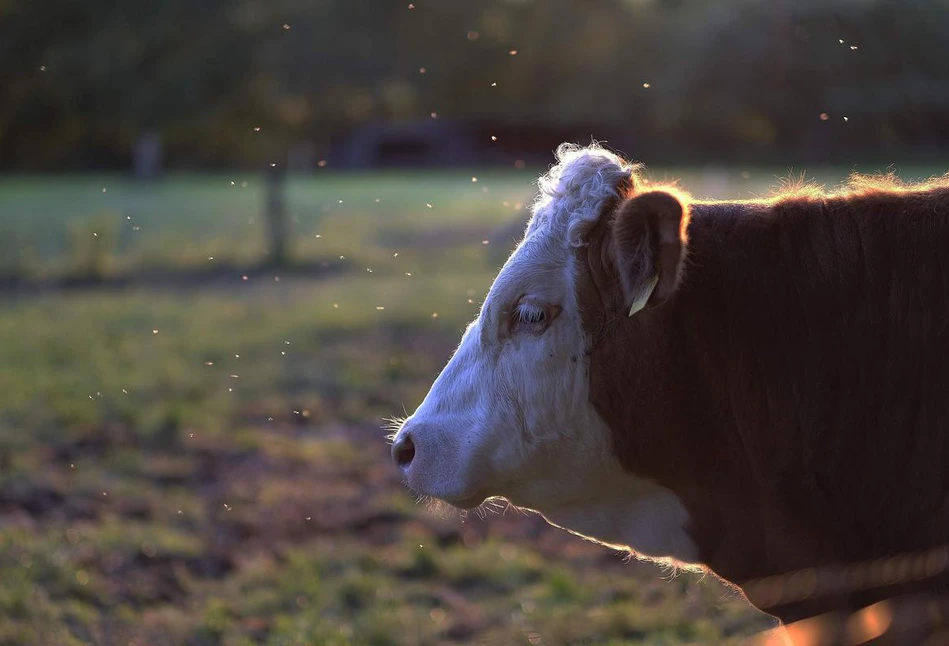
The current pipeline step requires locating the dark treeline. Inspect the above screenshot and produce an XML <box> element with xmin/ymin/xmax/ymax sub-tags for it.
<box><xmin>2</xmin><ymin>0</ymin><xmax>949</xmax><ymax>170</ymax></box>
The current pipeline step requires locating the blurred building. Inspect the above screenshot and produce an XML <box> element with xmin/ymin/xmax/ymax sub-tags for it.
<box><xmin>328</xmin><ymin>119</ymin><xmax>628</xmax><ymax>169</ymax></box>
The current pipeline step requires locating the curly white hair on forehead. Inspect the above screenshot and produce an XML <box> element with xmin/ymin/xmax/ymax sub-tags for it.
<box><xmin>527</xmin><ymin>142</ymin><xmax>640</xmax><ymax>248</ymax></box>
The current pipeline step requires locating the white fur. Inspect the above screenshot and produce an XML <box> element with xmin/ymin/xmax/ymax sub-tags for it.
<box><xmin>528</xmin><ymin>142</ymin><xmax>640</xmax><ymax>247</ymax></box>
<box><xmin>393</xmin><ymin>143</ymin><xmax>697</xmax><ymax>564</ymax></box>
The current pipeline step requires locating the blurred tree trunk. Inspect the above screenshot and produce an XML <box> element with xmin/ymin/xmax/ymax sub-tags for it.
<box><xmin>264</xmin><ymin>162</ymin><xmax>289</xmax><ymax>268</ymax></box>
<box><xmin>133</xmin><ymin>131</ymin><xmax>162</xmax><ymax>180</ymax></box>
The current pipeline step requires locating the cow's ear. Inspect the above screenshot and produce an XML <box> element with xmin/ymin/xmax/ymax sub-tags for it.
<box><xmin>611</xmin><ymin>190</ymin><xmax>687</xmax><ymax>315</ymax></box>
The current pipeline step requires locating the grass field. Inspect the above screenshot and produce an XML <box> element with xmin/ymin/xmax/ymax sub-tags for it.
<box><xmin>0</xmin><ymin>163</ymin><xmax>942</xmax><ymax>645</ymax></box>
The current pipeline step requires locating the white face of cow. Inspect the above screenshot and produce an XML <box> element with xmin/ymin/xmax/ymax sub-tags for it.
<box><xmin>390</xmin><ymin>144</ymin><xmax>698</xmax><ymax>563</ymax></box>
<box><xmin>393</xmin><ymin>229</ymin><xmax>605</xmax><ymax>508</ymax></box>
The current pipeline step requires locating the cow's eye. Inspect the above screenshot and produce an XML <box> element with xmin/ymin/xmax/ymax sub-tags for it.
<box><xmin>517</xmin><ymin>304</ymin><xmax>546</xmax><ymax>325</ymax></box>
<box><xmin>510</xmin><ymin>302</ymin><xmax>559</xmax><ymax>334</ymax></box>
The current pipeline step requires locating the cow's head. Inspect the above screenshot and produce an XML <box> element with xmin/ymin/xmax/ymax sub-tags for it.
<box><xmin>390</xmin><ymin>144</ymin><xmax>696</xmax><ymax>563</ymax></box>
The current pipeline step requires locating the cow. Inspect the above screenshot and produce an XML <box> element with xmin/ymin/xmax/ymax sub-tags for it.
<box><xmin>389</xmin><ymin>143</ymin><xmax>949</xmax><ymax>640</ymax></box>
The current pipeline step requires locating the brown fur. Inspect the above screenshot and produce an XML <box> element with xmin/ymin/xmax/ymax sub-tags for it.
<box><xmin>576</xmin><ymin>173</ymin><xmax>949</xmax><ymax>629</ymax></box>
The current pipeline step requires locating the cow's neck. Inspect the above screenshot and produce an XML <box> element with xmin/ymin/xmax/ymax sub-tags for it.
<box><xmin>577</xmin><ymin>204</ymin><xmax>844</xmax><ymax>614</ymax></box>
<box><xmin>528</xmin><ymin>463</ymin><xmax>701</xmax><ymax>565</ymax></box>
<box><xmin>578</xmin><ymin>192</ymin><xmax>949</xmax><ymax>626</ymax></box>
<box><xmin>689</xmin><ymin>198</ymin><xmax>949</xmax><ymax>626</ymax></box>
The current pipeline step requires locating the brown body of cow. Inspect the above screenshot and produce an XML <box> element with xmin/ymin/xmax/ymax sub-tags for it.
<box><xmin>582</xmin><ymin>175</ymin><xmax>949</xmax><ymax>630</ymax></box>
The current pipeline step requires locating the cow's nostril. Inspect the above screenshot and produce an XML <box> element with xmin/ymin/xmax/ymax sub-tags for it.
<box><xmin>392</xmin><ymin>434</ymin><xmax>415</xmax><ymax>467</ymax></box>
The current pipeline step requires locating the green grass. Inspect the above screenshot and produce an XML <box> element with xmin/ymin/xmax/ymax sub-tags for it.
<box><xmin>3</xmin><ymin>162</ymin><xmax>941</xmax><ymax>278</ymax></box>
<box><xmin>0</xmin><ymin>170</ymin><xmax>536</xmax><ymax>278</ymax></box>
<box><xmin>2</xmin><ymin>164</ymin><xmax>944</xmax><ymax>644</ymax></box>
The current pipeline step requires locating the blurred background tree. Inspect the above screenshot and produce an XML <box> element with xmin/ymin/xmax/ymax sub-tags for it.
<box><xmin>1</xmin><ymin>0</ymin><xmax>948</xmax><ymax>170</ymax></box>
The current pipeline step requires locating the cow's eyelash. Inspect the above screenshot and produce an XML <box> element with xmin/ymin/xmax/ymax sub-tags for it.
<box><xmin>516</xmin><ymin>304</ymin><xmax>546</xmax><ymax>325</ymax></box>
